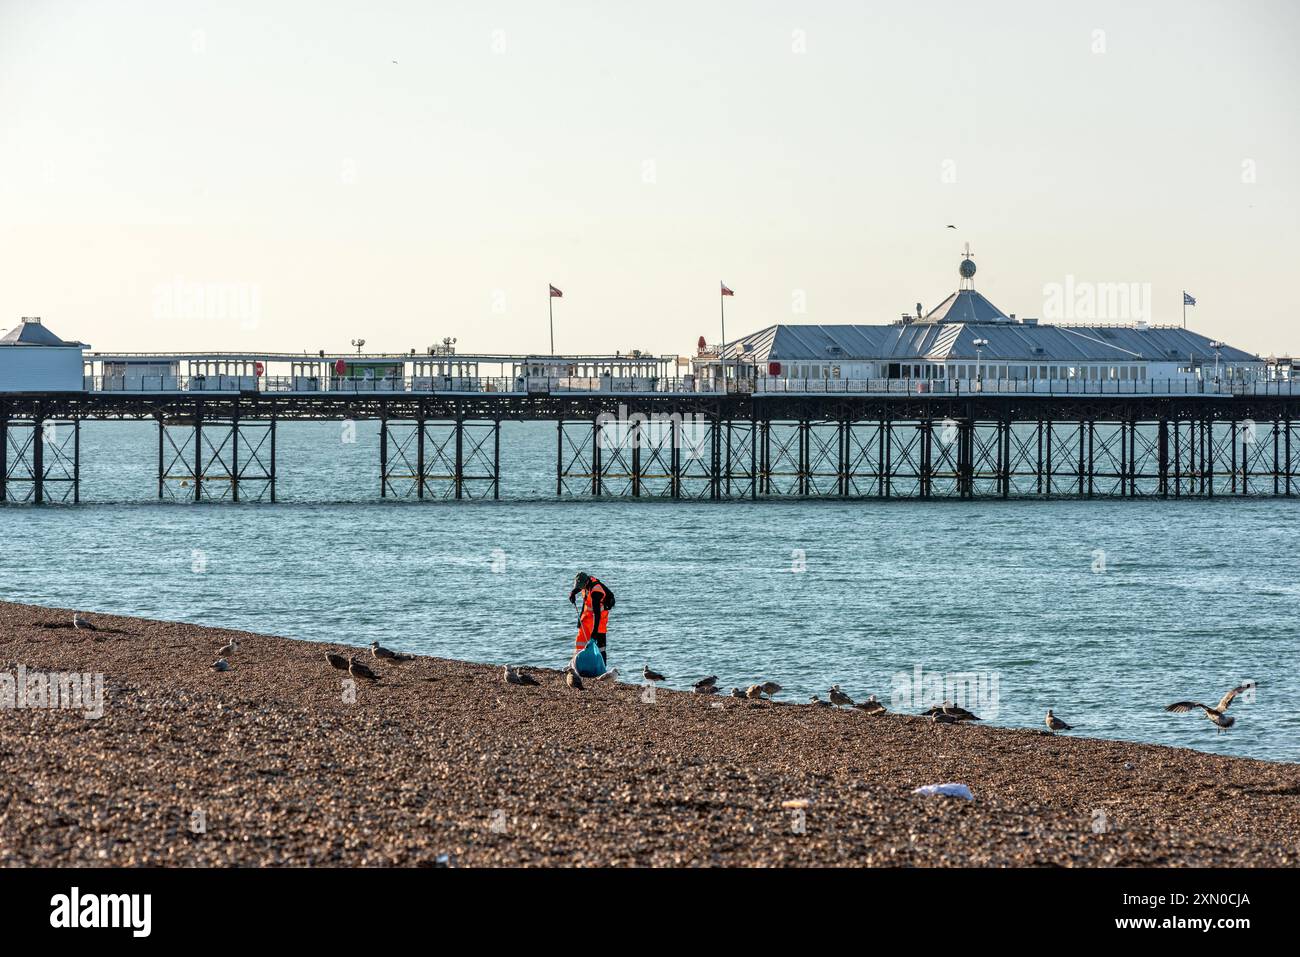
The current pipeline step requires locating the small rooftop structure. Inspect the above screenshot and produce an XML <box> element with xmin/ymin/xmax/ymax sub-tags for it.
<box><xmin>0</xmin><ymin>318</ymin><xmax>90</xmax><ymax>392</ymax></box>
<box><xmin>0</xmin><ymin>317</ymin><xmax>87</xmax><ymax>347</ymax></box>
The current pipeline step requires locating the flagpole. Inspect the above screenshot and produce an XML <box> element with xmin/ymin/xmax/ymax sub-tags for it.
<box><xmin>549</xmin><ymin>292</ymin><xmax>555</xmax><ymax>354</ymax></box>
<box><xmin>1182</xmin><ymin>291</ymin><xmax>1186</xmax><ymax>330</ymax></box>
<box><xmin>719</xmin><ymin>286</ymin><xmax>726</xmax><ymax>392</ymax></box>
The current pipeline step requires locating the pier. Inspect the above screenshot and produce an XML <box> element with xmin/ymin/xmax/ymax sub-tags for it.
<box><xmin>2</xmin><ymin>381</ymin><xmax>1299</xmax><ymax>504</ymax></box>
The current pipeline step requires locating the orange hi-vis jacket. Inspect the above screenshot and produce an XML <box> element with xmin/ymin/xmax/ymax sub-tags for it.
<box><xmin>574</xmin><ymin>580</ymin><xmax>612</xmax><ymax>652</ymax></box>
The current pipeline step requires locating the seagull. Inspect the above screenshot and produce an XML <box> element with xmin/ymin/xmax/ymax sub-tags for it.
<box><xmin>694</xmin><ymin>683</ymin><xmax>720</xmax><ymax>695</ymax></box>
<box><xmin>760</xmin><ymin>681</ymin><xmax>782</xmax><ymax>698</ymax></box>
<box><xmin>595</xmin><ymin>668</ymin><xmax>619</xmax><ymax>682</ymax></box>
<box><xmin>348</xmin><ymin>656</ymin><xmax>380</xmax><ymax>682</ymax></box>
<box><xmin>216</xmin><ymin>639</ymin><xmax>240</xmax><ymax>657</ymax></box>
<box><xmin>371</xmin><ymin>641</ymin><xmax>413</xmax><ymax>662</ymax></box>
<box><xmin>828</xmin><ymin>685</ymin><xmax>854</xmax><ymax>707</ymax></box>
<box><xmin>325</xmin><ymin>652</ymin><xmax>350</xmax><ymax>671</ymax></box>
<box><xmin>854</xmin><ymin>695</ymin><xmax>887</xmax><ymax>715</ymax></box>
<box><xmin>1165</xmin><ymin>683</ymin><xmax>1254</xmax><ymax>733</ymax></box>
<box><xmin>745</xmin><ymin>684</ymin><xmax>765</xmax><ymax>700</ymax></box>
<box><xmin>211</xmin><ymin>658</ymin><xmax>229</xmax><ymax>672</ymax></box>
<box><xmin>923</xmin><ymin>701</ymin><xmax>981</xmax><ymax>721</ymax></box>
<box><xmin>565</xmin><ymin>667</ymin><xmax>584</xmax><ymax>691</ymax></box>
<box><xmin>1045</xmin><ymin>709</ymin><xmax>1072</xmax><ymax>732</ymax></box>
<box><xmin>692</xmin><ymin>675</ymin><xmax>718</xmax><ymax>690</ymax></box>
<box><xmin>931</xmin><ymin>711</ymin><xmax>959</xmax><ymax>724</ymax></box>
<box><xmin>72</xmin><ymin>612</ymin><xmax>97</xmax><ymax>631</ymax></box>
<box><xmin>946</xmin><ymin>224</ymin><xmax>957</xmax><ymax>229</ymax></box>
<box><xmin>809</xmin><ymin>695</ymin><xmax>831</xmax><ymax>707</ymax></box>
<box><xmin>643</xmin><ymin>664</ymin><xmax>665</xmax><ymax>683</ymax></box>
<box><xmin>729</xmin><ymin>687</ymin><xmax>744</xmax><ymax>699</ymax></box>
<box><xmin>503</xmin><ymin>665</ymin><xmax>540</xmax><ymax>687</ymax></box>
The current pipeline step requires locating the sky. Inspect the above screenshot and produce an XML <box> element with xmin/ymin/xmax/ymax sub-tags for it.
<box><xmin>1</xmin><ymin>0</ymin><xmax>1297</xmax><ymax>358</ymax></box>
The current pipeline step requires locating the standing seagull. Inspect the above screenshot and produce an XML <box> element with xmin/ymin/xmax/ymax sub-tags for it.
<box><xmin>760</xmin><ymin>681</ymin><xmax>782</xmax><ymax>698</ymax></box>
<box><xmin>72</xmin><ymin>612</ymin><xmax>97</xmax><ymax>632</ymax></box>
<box><xmin>565</xmin><ymin>667</ymin><xmax>584</xmax><ymax>691</ymax></box>
<box><xmin>643</xmin><ymin>664</ymin><xmax>665</xmax><ymax>683</ymax></box>
<box><xmin>745</xmin><ymin>684</ymin><xmax>765</xmax><ymax>700</ymax></box>
<box><xmin>1045</xmin><ymin>710</ymin><xmax>1072</xmax><ymax>733</ymax></box>
<box><xmin>595</xmin><ymin>668</ymin><xmax>619</xmax><ymax>682</ymax></box>
<box><xmin>325</xmin><ymin>652</ymin><xmax>350</xmax><ymax>671</ymax></box>
<box><xmin>503</xmin><ymin>665</ymin><xmax>540</xmax><ymax>687</ymax></box>
<box><xmin>371</xmin><ymin>641</ymin><xmax>413</xmax><ymax>662</ymax></box>
<box><xmin>692</xmin><ymin>675</ymin><xmax>718</xmax><ymax>691</ymax></box>
<box><xmin>348</xmin><ymin>656</ymin><xmax>380</xmax><ymax>682</ymax></box>
<box><xmin>216</xmin><ymin>639</ymin><xmax>240</xmax><ymax>657</ymax></box>
<box><xmin>729</xmin><ymin>687</ymin><xmax>744</xmax><ymax>699</ymax></box>
<box><xmin>1165</xmin><ymin>683</ymin><xmax>1254</xmax><ymax>733</ymax></box>
<box><xmin>828</xmin><ymin>685</ymin><xmax>854</xmax><ymax>707</ymax></box>
<box><xmin>694</xmin><ymin>682</ymin><xmax>720</xmax><ymax>695</ymax></box>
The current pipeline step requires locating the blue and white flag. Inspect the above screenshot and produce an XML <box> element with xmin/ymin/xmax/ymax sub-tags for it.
<box><xmin>1183</xmin><ymin>292</ymin><xmax>1197</xmax><ymax>306</ymax></box>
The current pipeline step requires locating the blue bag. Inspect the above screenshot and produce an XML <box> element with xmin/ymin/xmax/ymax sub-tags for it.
<box><xmin>571</xmin><ymin>639</ymin><xmax>606</xmax><ymax>678</ymax></box>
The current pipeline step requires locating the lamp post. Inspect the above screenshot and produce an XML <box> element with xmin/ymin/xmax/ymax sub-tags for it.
<box><xmin>351</xmin><ymin>338</ymin><xmax>366</xmax><ymax>355</ymax></box>
<box><xmin>972</xmin><ymin>338</ymin><xmax>989</xmax><ymax>390</ymax></box>
<box><xmin>1209</xmin><ymin>341</ymin><xmax>1223</xmax><ymax>391</ymax></box>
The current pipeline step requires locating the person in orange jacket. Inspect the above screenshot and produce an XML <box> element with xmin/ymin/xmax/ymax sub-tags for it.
<box><xmin>570</xmin><ymin>572</ymin><xmax>615</xmax><ymax>664</ymax></box>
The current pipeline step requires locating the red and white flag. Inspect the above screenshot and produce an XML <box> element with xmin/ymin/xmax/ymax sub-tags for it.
<box><xmin>549</xmin><ymin>284</ymin><xmax>563</xmax><ymax>298</ymax></box>
<box><xmin>720</xmin><ymin>282</ymin><xmax>734</xmax><ymax>297</ymax></box>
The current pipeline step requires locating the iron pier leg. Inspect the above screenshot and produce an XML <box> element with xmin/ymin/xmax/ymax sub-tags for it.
<box><xmin>456</xmin><ymin>417</ymin><xmax>466</xmax><ymax>500</ymax></box>
<box><xmin>631</xmin><ymin>419</ymin><xmax>641</xmax><ymax>497</ymax></box>
<box><xmin>882</xmin><ymin>415</ymin><xmax>892</xmax><ymax>498</ymax></box>
<box><xmin>838</xmin><ymin>419</ymin><xmax>848</xmax><ymax>497</ymax></box>
<box><xmin>1173</xmin><ymin>420</ymin><xmax>1182</xmax><ymax>498</ymax></box>
<box><xmin>0</xmin><ymin>404</ymin><xmax>7</xmax><ymax>503</ymax></box>
<box><xmin>724</xmin><ymin>418</ymin><xmax>733</xmax><ymax>498</ymax></box>
<box><xmin>920</xmin><ymin>420</ymin><xmax>931</xmax><ymax>499</ymax></box>
<box><xmin>671</xmin><ymin>418</ymin><xmax>681</xmax><ymax>499</ymax></box>
<box><xmin>73</xmin><ymin>418</ymin><xmax>80</xmax><ymax>509</ymax></box>
<box><xmin>750</xmin><ymin>414</ymin><xmax>758</xmax><ymax>501</ymax></box>
<box><xmin>492</xmin><ymin>418</ymin><xmax>501</xmax><ymax>501</ymax></box>
<box><xmin>1273</xmin><ymin>421</ymin><xmax>1280</xmax><ymax>497</ymax></box>
<box><xmin>32</xmin><ymin>417</ymin><xmax>44</xmax><ymax>505</ymax></box>
<box><xmin>1287</xmin><ymin>417</ymin><xmax>1293</xmax><ymax>497</ymax></box>
<box><xmin>1035</xmin><ymin>419</ymin><xmax>1043</xmax><ymax>497</ymax></box>
<box><xmin>1231</xmin><ymin>420</ymin><xmax>1238</xmax><ymax>495</ymax></box>
<box><xmin>157</xmin><ymin>419</ymin><xmax>165</xmax><ymax>500</ymax></box>
<box><xmin>380</xmin><ymin>417</ymin><xmax>388</xmax><ymax>499</ymax></box>
<box><xmin>1084</xmin><ymin>420</ymin><xmax>1092</xmax><ymax>498</ymax></box>
<box><xmin>1000</xmin><ymin>418</ymin><xmax>1010</xmax><ymax>499</ymax></box>
<box><xmin>1044</xmin><ymin>419</ymin><xmax>1053</xmax><ymax>499</ymax></box>
<box><xmin>269</xmin><ymin>416</ymin><xmax>277</xmax><ymax>503</ymax></box>
<box><xmin>1158</xmin><ymin>417</ymin><xmax>1169</xmax><ymax>498</ymax></box>
<box><xmin>710</xmin><ymin>413</ymin><xmax>721</xmax><ymax>500</ymax></box>
<box><xmin>417</xmin><ymin>418</ymin><xmax>426</xmax><ymax>500</ymax></box>
<box><xmin>193</xmin><ymin>406</ymin><xmax>202</xmax><ymax>502</ymax></box>
<box><xmin>556</xmin><ymin>421</ymin><xmax>563</xmax><ymax>497</ymax></box>
<box><xmin>231</xmin><ymin>414</ymin><xmax>240</xmax><ymax>503</ymax></box>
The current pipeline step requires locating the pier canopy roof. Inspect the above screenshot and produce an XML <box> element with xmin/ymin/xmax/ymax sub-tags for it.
<box><xmin>0</xmin><ymin>317</ymin><xmax>86</xmax><ymax>348</ymax></box>
<box><xmin>724</xmin><ymin>321</ymin><xmax>1257</xmax><ymax>366</ymax></box>
<box><xmin>919</xmin><ymin>289</ymin><xmax>1013</xmax><ymax>324</ymax></box>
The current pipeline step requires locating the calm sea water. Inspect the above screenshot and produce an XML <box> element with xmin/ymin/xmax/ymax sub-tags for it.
<box><xmin>2</xmin><ymin>420</ymin><xmax>1297</xmax><ymax>763</ymax></box>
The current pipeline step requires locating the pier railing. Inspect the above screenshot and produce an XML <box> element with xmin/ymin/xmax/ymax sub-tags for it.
<box><xmin>75</xmin><ymin>373</ymin><xmax>1298</xmax><ymax>398</ymax></box>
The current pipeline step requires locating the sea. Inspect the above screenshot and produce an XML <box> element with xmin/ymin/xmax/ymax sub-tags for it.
<box><xmin>2</xmin><ymin>419</ymin><xmax>1297</xmax><ymax>763</ymax></box>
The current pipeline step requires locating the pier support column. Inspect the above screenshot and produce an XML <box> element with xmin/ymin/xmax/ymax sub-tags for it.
<box><xmin>379</xmin><ymin>416</ymin><xmax>388</xmax><ymax>499</ymax></box>
<box><xmin>0</xmin><ymin>404</ymin><xmax>7</xmax><ymax>503</ymax></box>
<box><xmin>1158</xmin><ymin>418</ymin><xmax>1169</xmax><ymax>498</ymax></box>
<box><xmin>416</xmin><ymin>417</ymin><xmax>425</xmax><ymax>500</ymax></box>
<box><xmin>32</xmin><ymin>416</ymin><xmax>43</xmax><ymax>505</ymax></box>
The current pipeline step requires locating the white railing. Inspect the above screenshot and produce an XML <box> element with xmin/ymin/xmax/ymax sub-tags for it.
<box><xmin>74</xmin><ymin>374</ymin><xmax>1294</xmax><ymax>397</ymax></box>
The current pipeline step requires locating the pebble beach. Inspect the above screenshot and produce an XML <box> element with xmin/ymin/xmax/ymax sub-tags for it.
<box><xmin>1</xmin><ymin>600</ymin><xmax>1297</xmax><ymax>867</ymax></box>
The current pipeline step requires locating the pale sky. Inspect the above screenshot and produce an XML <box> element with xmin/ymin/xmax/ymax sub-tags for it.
<box><xmin>1</xmin><ymin>0</ymin><xmax>1297</xmax><ymax>357</ymax></box>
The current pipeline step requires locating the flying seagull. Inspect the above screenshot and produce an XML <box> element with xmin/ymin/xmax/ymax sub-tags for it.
<box><xmin>325</xmin><ymin>652</ymin><xmax>350</xmax><ymax>671</ymax></box>
<box><xmin>216</xmin><ymin>639</ymin><xmax>240</xmax><ymax>657</ymax></box>
<box><xmin>211</xmin><ymin>658</ymin><xmax>229</xmax><ymax>672</ymax></box>
<box><xmin>1045</xmin><ymin>709</ymin><xmax>1072</xmax><ymax>732</ymax></box>
<box><xmin>72</xmin><ymin>612</ymin><xmax>97</xmax><ymax>631</ymax></box>
<box><xmin>946</xmin><ymin>224</ymin><xmax>957</xmax><ymax>229</ymax></box>
<box><xmin>1165</xmin><ymin>683</ymin><xmax>1254</xmax><ymax>733</ymax></box>
<box><xmin>828</xmin><ymin>685</ymin><xmax>854</xmax><ymax>707</ymax></box>
<box><xmin>348</xmin><ymin>656</ymin><xmax>380</xmax><ymax>682</ymax></box>
<box><xmin>565</xmin><ymin>667</ymin><xmax>584</xmax><ymax>691</ymax></box>
<box><xmin>643</xmin><ymin>664</ymin><xmax>665</xmax><ymax>683</ymax></box>
<box><xmin>371</xmin><ymin>641</ymin><xmax>413</xmax><ymax>662</ymax></box>
<box><xmin>693</xmin><ymin>675</ymin><xmax>718</xmax><ymax>690</ymax></box>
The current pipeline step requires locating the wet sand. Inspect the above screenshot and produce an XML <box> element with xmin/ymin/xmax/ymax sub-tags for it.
<box><xmin>1</xmin><ymin>601</ymin><xmax>1297</xmax><ymax>867</ymax></box>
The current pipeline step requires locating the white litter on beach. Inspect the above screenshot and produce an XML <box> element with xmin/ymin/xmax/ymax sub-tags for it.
<box><xmin>912</xmin><ymin>783</ymin><xmax>974</xmax><ymax>800</ymax></box>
